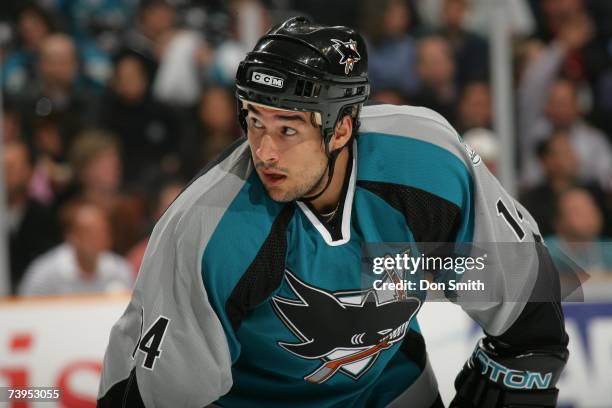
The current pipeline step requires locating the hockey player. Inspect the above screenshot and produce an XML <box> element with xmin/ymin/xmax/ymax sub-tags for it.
<box><xmin>98</xmin><ymin>17</ymin><xmax>569</xmax><ymax>407</ymax></box>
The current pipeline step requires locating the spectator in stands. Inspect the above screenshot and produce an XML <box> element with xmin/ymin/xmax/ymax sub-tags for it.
<box><xmin>175</xmin><ymin>0</ymin><xmax>228</xmax><ymax>42</ymax></box>
<box><xmin>27</xmin><ymin>114</ymin><xmax>72</xmax><ymax>204</ymax></box>
<box><xmin>533</xmin><ymin>0</ymin><xmax>597</xmax><ymax>46</ymax></box>
<box><xmin>151</xmin><ymin>11</ymin><xmax>209</xmax><ymax>107</ymax></box>
<box><xmin>414</xmin><ymin>0</ymin><xmax>535</xmax><ymax>38</ymax></box>
<box><xmin>4</xmin><ymin>140</ymin><xmax>61</xmax><ymax>294</ymax></box>
<box><xmin>180</xmin><ymin>85</ymin><xmax>239</xmax><ymax>178</ymax></box>
<box><xmin>520</xmin><ymin>77</ymin><xmax>612</xmax><ymax>191</ymax></box>
<box><xmin>99</xmin><ymin>53</ymin><xmax>180</xmax><ymax>187</ymax></box>
<box><xmin>529</xmin><ymin>0</ymin><xmax>610</xmax><ymax>93</ymax></box>
<box><xmin>64</xmin><ymin>130</ymin><xmax>146</xmax><ymax>255</ymax></box>
<box><xmin>517</xmin><ymin>3</ymin><xmax>612</xmax><ymax>189</ymax></box>
<box><xmin>127</xmin><ymin>177</ymin><xmax>185</xmax><ymax>275</ymax></box>
<box><xmin>47</xmin><ymin>0</ymin><xmax>138</xmax><ymax>55</ymax></box>
<box><xmin>66</xmin><ymin>130</ymin><xmax>122</xmax><ymax>205</ymax></box>
<box><xmin>18</xmin><ymin>33</ymin><xmax>98</xmax><ymax>148</ymax></box>
<box><xmin>411</xmin><ymin>34</ymin><xmax>458</xmax><ymax>125</ymax></box>
<box><xmin>436</xmin><ymin>0</ymin><xmax>489</xmax><ymax>87</ymax></box>
<box><xmin>545</xmin><ymin>187</ymin><xmax>612</xmax><ymax>278</ymax></box>
<box><xmin>1</xmin><ymin>3</ymin><xmax>56</xmax><ymax>96</ymax></box>
<box><xmin>456</xmin><ymin>80</ymin><xmax>492</xmax><ymax>133</ymax></box>
<box><xmin>540</xmin><ymin>0</ymin><xmax>612</xmax><ymax>138</ymax></box>
<box><xmin>123</xmin><ymin>0</ymin><xmax>212</xmax><ymax>106</ymax></box>
<box><xmin>2</xmin><ymin>98</ymin><xmax>21</xmax><ymax>143</ymax></box>
<box><xmin>358</xmin><ymin>0</ymin><xmax>419</xmax><ymax>97</ymax></box>
<box><xmin>208</xmin><ymin>0</ymin><xmax>270</xmax><ymax>87</ymax></box>
<box><xmin>5</xmin><ymin>1</ymin><xmax>114</xmax><ymax>91</ymax></box>
<box><xmin>119</xmin><ymin>0</ymin><xmax>178</xmax><ymax>84</ymax></box>
<box><xmin>18</xmin><ymin>199</ymin><xmax>133</xmax><ymax>296</ymax></box>
<box><xmin>520</xmin><ymin>131</ymin><xmax>611</xmax><ymax>237</ymax></box>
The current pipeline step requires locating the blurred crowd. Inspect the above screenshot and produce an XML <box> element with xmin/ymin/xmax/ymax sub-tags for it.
<box><xmin>2</xmin><ymin>0</ymin><xmax>612</xmax><ymax>297</ymax></box>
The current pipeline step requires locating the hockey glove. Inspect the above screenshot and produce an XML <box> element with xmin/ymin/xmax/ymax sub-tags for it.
<box><xmin>450</xmin><ymin>338</ymin><xmax>568</xmax><ymax>408</ymax></box>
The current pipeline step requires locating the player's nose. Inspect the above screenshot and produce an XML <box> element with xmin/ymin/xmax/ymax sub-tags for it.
<box><xmin>256</xmin><ymin>134</ymin><xmax>280</xmax><ymax>163</ymax></box>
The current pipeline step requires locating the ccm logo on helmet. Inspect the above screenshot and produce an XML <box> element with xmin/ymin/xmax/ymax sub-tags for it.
<box><xmin>251</xmin><ymin>72</ymin><xmax>284</xmax><ymax>88</ymax></box>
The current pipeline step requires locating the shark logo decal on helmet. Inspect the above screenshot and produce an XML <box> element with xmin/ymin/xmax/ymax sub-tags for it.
<box><xmin>331</xmin><ymin>39</ymin><xmax>361</xmax><ymax>75</ymax></box>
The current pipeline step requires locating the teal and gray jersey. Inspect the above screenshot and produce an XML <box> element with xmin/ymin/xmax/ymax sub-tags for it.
<box><xmin>98</xmin><ymin>104</ymin><xmax>566</xmax><ymax>407</ymax></box>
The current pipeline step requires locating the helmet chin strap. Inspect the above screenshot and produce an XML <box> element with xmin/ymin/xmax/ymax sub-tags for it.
<box><xmin>299</xmin><ymin>136</ymin><xmax>341</xmax><ymax>202</ymax></box>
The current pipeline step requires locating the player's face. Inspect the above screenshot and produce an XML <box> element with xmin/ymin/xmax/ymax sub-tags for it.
<box><xmin>246</xmin><ymin>104</ymin><xmax>328</xmax><ymax>202</ymax></box>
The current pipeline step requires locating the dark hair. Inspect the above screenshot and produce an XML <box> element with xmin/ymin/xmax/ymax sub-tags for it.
<box><xmin>358</xmin><ymin>0</ymin><xmax>417</xmax><ymax>45</ymax></box>
<box><xmin>139</xmin><ymin>0</ymin><xmax>174</xmax><ymax>14</ymax></box>
<box><xmin>16</xmin><ymin>2</ymin><xmax>57</xmax><ymax>40</ymax></box>
<box><xmin>536</xmin><ymin>130</ymin><xmax>570</xmax><ymax>159</ymax></box>
<box><xmin>552</xmin><ymin>186</ymin><xmax>594</xmax><ymax>222</ymax></box>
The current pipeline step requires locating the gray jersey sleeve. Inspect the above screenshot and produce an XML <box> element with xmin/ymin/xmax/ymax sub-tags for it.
<box><xmin>457</xmin><ymin>134</ymin><xmax>567</xmax><ymax>349</ymax></box>
<box><xmin>457</xmin><ymin>144</ymin><xmax>548</xmax><ymax>335</ymax></box>
<box><xmin>98</xmin><ymin>142</ymin><xmax>252</xmax><ymax>407</ymax></box>
<box><xmin>414</xmin><ymin>107</ymin><xmax>563</xmax><ymax>339</ymax></box>
<box><xmin>361</xmin><ymin>104</ymin><xmax>562</xmax><ymax>339</ymax></box>
<box><xmin>409</xmin><ymin>106</ymin><xmax>552</xmax><ymax>336</ymax></box>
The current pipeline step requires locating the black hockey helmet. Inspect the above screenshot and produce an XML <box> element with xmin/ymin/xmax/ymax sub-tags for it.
<box><xmin>235</xmin><ymin>16</ymin><xmax>370</xmax><ymax>143</ymax></box>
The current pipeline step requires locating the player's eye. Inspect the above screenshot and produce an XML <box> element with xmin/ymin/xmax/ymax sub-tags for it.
<box><xmin>251</xmin><ymin>118</ymin><xmax>263</xmax><ymax>129</ymax></box>
<box><xmin>282</xmin><ymin>127</ymin><xmax>297</xmax><ymax>136</ymax></box>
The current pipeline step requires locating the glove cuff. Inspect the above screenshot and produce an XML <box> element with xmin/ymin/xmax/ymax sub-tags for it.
<box><xmin>467</xmin><ymin>338</ymin><xmax>568</xmax><ymax>390</ymax></box>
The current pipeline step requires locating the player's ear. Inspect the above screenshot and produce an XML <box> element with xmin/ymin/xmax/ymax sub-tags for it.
<box><xmin>329</xmin><ymin>115</ymin><xmax>353</xmax><ymax>151</ymax></box>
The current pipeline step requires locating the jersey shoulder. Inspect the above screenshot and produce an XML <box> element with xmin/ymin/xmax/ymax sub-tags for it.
<box><xmin>161</xmin><ymin>138</ymin><xmax>254</xmax><ymax>241</ymax></box>
<box><xmin>361</xmin><ymin>103</ymin><xmax>459</xmax><ymax>138</ymax></box>
<box><xmin>357</xmin><ymin>104</ymin><xmax>473</xmax><ymax>207</ymax></box>
<box><xmin>162</xmin><ymin>136</ymin><xmax>286</xmax><ymax>292</ymax></box>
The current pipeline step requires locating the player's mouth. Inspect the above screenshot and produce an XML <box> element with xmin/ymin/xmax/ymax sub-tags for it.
<box><xmin>261</xmin><ymin>170</ymin><xmax>288</xmax><ymax>186</ymax></box>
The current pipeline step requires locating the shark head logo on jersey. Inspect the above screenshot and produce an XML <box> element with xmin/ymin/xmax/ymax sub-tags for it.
<box><xmin>271</xmin><ymin>271</ymin><xmax>420</xmax><ymax>383</ymax></box>
<box><xmin>331</xmin><ymin>39</ymin><xmax>361</xmax><ymax>75</ymax></box>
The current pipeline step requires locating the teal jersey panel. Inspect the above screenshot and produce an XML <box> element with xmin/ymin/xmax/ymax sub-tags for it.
<box><xmin>218</xmin><ymin>186</ymin><xmax>424</xmax><ymax>407</ymax></box>
<box><xmin>356</xmin><ymin>131</ymin><xmax>470</xmax><ymax>208</ymax></box>
<box><xmin>357</xmin><ymin>131</ymin><xmax>474</xmax><ymax>242</ymax></box>
<box><xmin>202</xmin><ymin>171</ymin><xmax>286</xmax><ymax>362</ymax></box>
